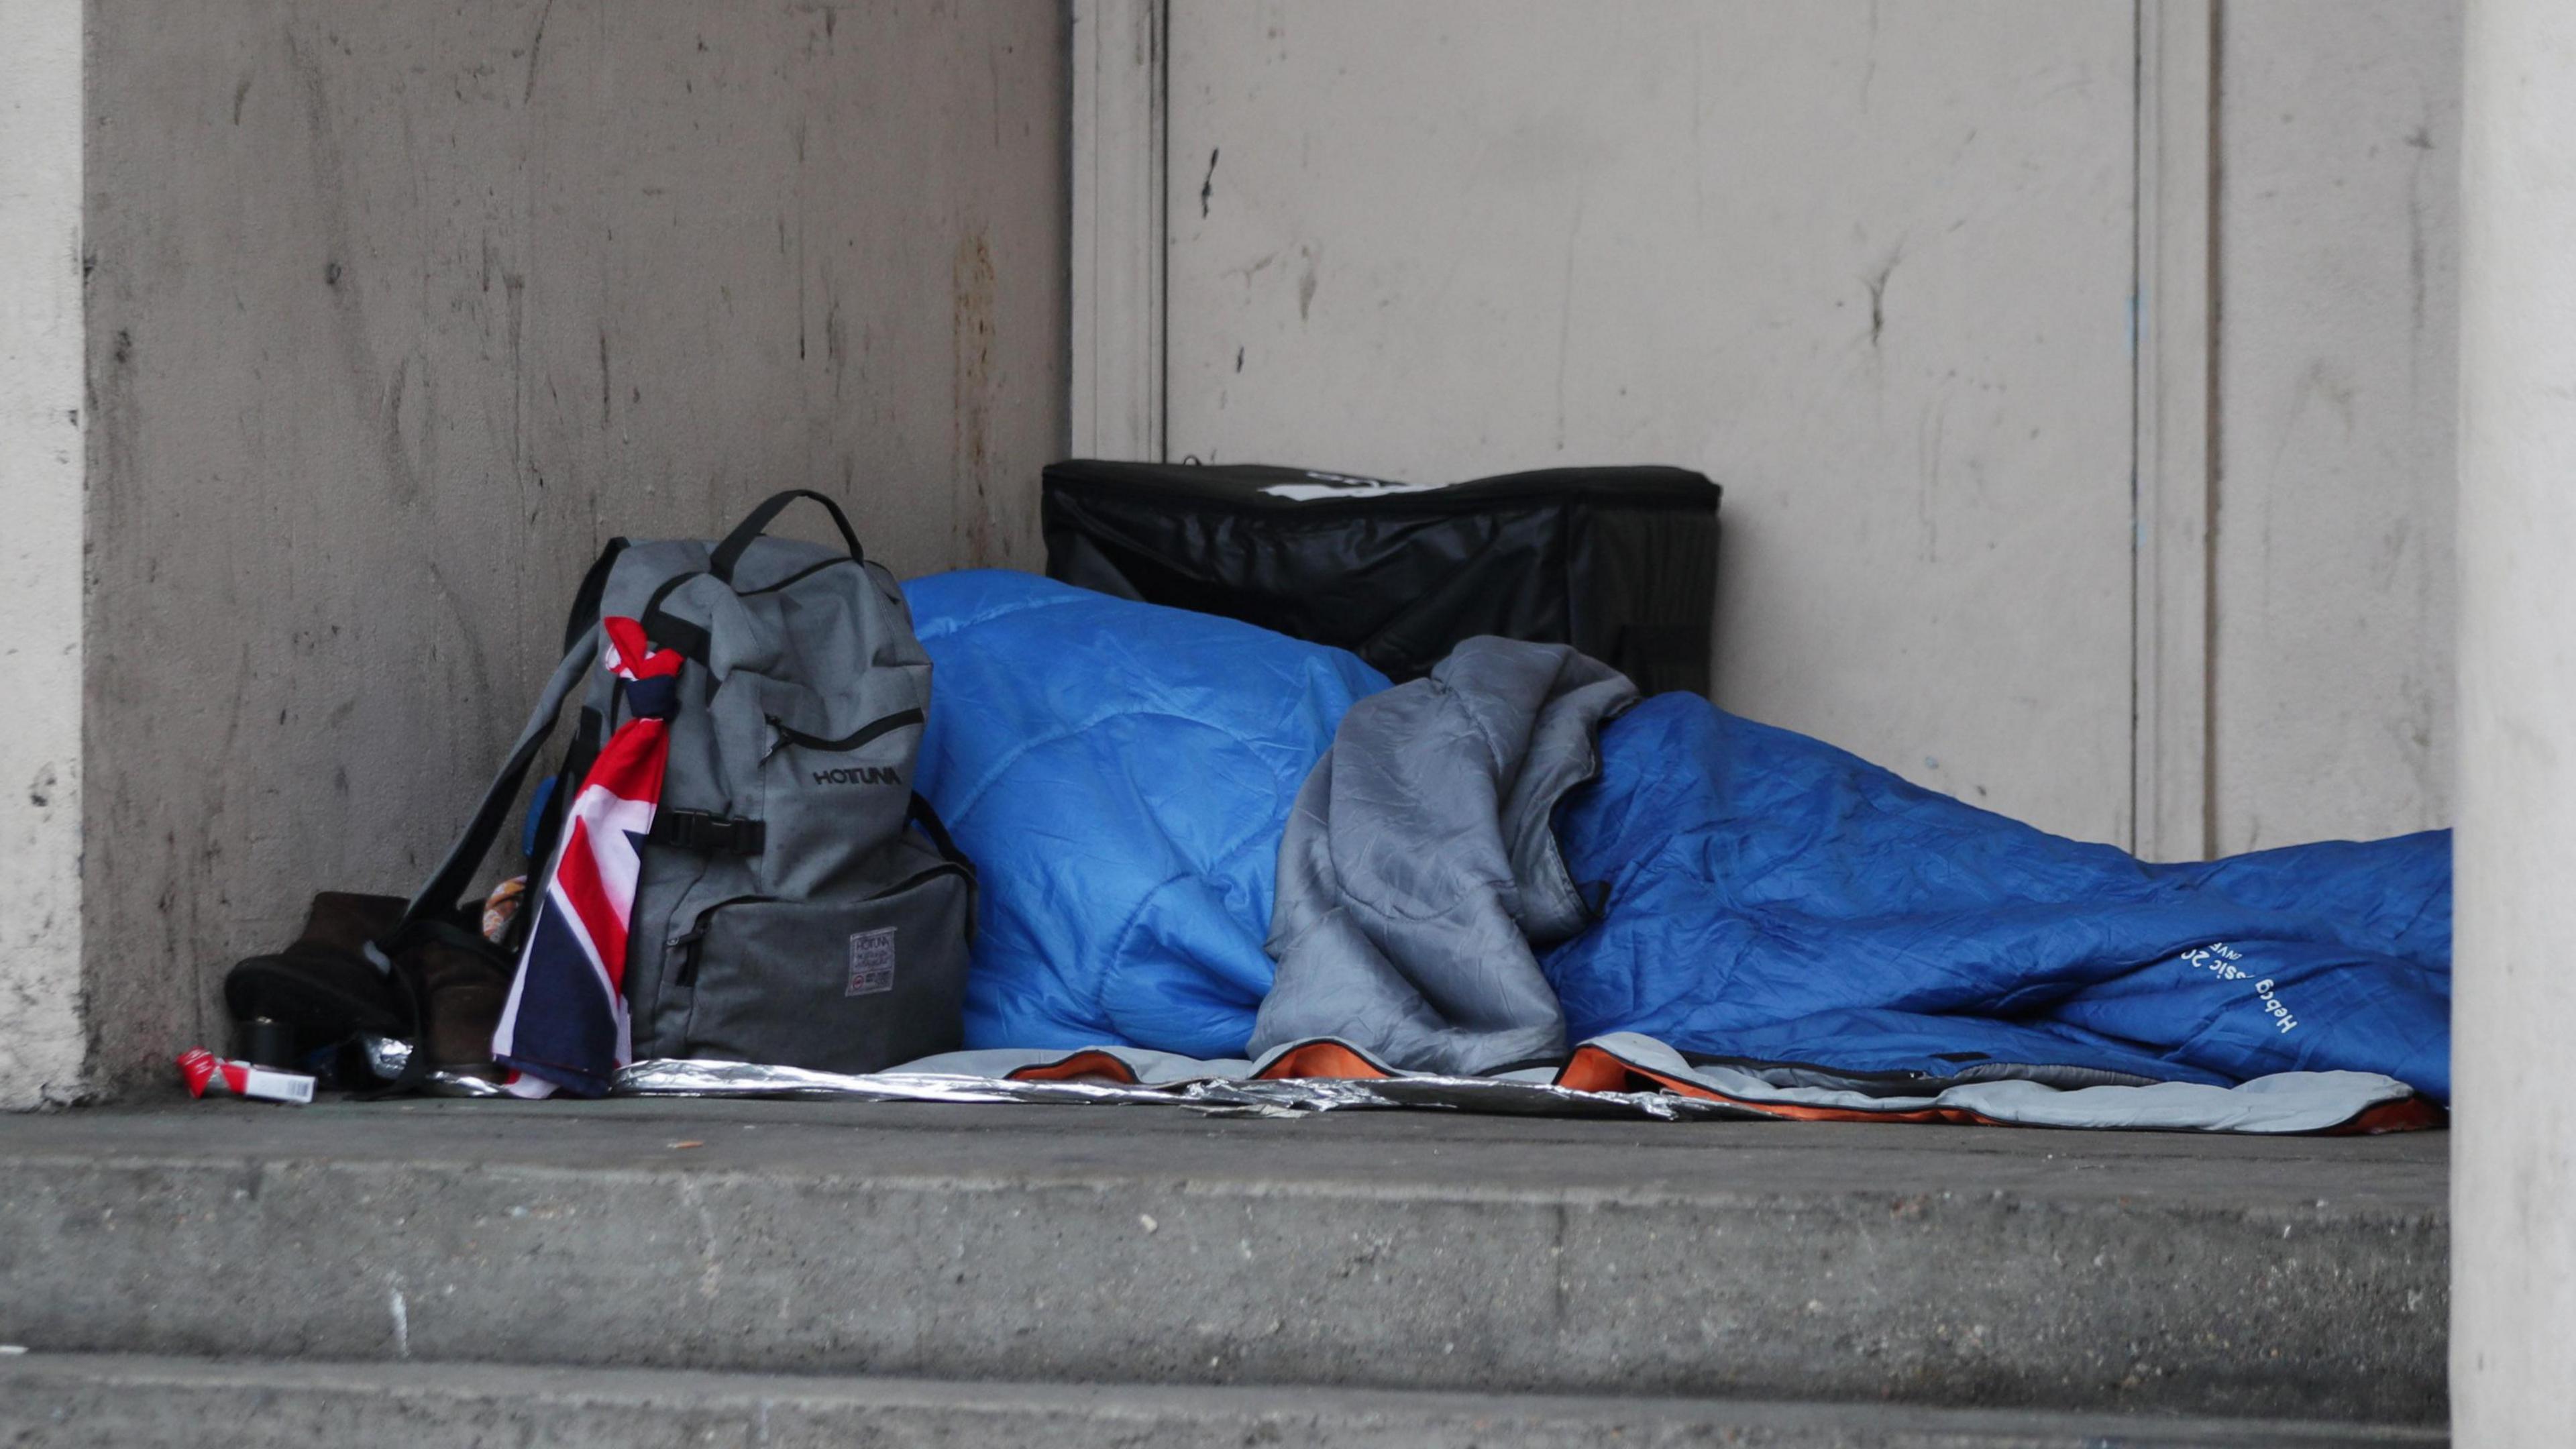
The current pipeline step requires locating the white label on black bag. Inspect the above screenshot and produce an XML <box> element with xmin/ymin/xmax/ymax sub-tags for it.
<box><xmin>1258</xmin><ymin>471</ymin><xmax>1459</xmax><ymax>503</ymax></box>
<box><xmin>846</xmin><ymin>927</ymin><xmax>898</xmax><ymax>996</ymax></box>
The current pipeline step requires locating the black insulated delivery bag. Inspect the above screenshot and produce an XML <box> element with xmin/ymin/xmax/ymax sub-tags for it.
<box><xmin>1041</xmin><ymin>460</ymin><xmax>1721</xmax><ymax>694</ymax></box>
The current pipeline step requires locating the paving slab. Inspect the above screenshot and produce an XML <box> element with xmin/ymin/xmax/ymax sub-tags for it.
<box><xmin>0</xmin><ymin>1353</ymin><xmax>2449</xmax><ymax>1449</ymax></box>
<box><xmin>0</xmin><ymin>1098</ymin><xmax>2448</xmax><ymax>1422</ymax></box>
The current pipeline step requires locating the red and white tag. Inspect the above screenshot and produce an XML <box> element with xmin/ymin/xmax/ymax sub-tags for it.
<box><xmin>176</xmin><ymin>1048</ymin><xmax>315</xmax><ymax>1106</ymax></box>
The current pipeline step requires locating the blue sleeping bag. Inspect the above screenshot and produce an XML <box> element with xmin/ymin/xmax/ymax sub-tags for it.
<box><xmin>905</xmin><ymin>571</ymin><xmax>2452</xmax><ymax>1100</ymax></box>
<box><xmin>906</xmin><ymin>570</ymin><xmax>1387</xmax><ymax>1057</ymax></box>
<box><xmin>1546</xmin><ymin>699</ymin><xmax>2451</xmax><ymax>1099</ymax></box>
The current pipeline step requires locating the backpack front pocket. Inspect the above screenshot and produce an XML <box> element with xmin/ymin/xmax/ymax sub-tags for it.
<box><xmin>672</xmin><ymin>863</ymin><xmax>971</xmax><ymax>1075</ymax></box>
<box><xmin>759</xmin><ymin>704</ymin><xmax>922</xmax><ymax>896</ymax></box>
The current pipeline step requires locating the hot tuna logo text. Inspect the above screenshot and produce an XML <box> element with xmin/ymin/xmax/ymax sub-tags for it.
<box><xmin>813</xmin><ymin>765</ymin><xmax>904</xmax><ymax>786</ymax></box>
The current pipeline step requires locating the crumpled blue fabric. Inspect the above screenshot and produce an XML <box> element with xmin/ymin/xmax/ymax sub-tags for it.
<box><xmin>1544</xmin><ymin>697</ymin><xmax>2452</xmax><ymax>1099</ymax></box>
<box><xmin>904</xmin><ymin>570</ymin><xmax>2452</xmax><ymax>1099</ymax></box>
<box><xmin>905</xmin><ymin>570</ymin><xmax>1387</xmax><ymax>1057</ymax></box>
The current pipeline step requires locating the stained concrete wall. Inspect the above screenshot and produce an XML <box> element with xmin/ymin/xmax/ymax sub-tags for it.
<box><xmin>1152</xmin><ymin>0</ymin><xmax>2464</xmax><ymax>853</ymax></box>
<box><xmin>1164</xmin><ymin>0</ymin><xmax>2145</xmax><ymax>845</ymax></box>
<box><xmin>74</xmin><ymin>0</ymin><xmax>1068</xmax><ymax>1097</ymax></box>
<box><xmin>19</xmin><ymin>0</ymin><xmax>2463</xmax><ymax>1104</ymax></box>
<box><xmin>2212</xmin><ymin>0</ymin><xmax>2461</xmax><ymax>853</ymax></box>
<box><xmin>0</xmin><ymin>0</ymin><xmax>88</xmax><ymax>1110</ymax></box>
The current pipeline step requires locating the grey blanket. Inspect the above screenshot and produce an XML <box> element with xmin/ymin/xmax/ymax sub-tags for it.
<box><xmin>1249</xmin><ymin>639</ymin><xmax>1640</xmax><ymax>1075</ymax></box>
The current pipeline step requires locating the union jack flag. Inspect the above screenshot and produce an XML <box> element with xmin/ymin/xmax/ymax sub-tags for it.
<box><xmin>492</xmin><ymin>616</ymin><xmax>682</xmax><ymax>1097</ymax></box>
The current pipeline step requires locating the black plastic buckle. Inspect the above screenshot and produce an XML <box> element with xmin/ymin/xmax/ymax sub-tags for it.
<box><xmin>649</xmin><ymin>810</ymin><xmax>767</xmax><ymax>856</ymax></box>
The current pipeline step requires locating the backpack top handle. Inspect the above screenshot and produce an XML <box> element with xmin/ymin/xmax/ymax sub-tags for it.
<box><xmin>708</xmin><ymin>489</ymin><xmax>865</xmax><ymax>586</ymax></box>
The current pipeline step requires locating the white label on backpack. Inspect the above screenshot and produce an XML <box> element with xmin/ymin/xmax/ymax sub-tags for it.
<box><xmin>846</xmin><ymin>927</ymin><xmax>898</xmax><ymax>996</ymax></box>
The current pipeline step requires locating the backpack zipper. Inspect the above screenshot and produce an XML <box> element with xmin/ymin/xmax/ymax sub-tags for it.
<box><xmin>669</xmin><ymin>894</ymin><xmax>772</xmax><ymax>987</ymax></box>
<box><xmin>767</xmin><ymin>706</ymin><xmax>924</xmax><ymax>754</ymax></box>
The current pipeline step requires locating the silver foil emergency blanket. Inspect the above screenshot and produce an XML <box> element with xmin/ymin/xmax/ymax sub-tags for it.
<box><xmin>614</xmin><ymin>1057</ymin><xmax>1755</xmax><ymax>1120</ymax></box>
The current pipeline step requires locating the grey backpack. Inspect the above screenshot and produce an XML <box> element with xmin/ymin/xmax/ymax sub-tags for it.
<box><xmin>400</xmin><ymin>490</ymin><xmax>974</xmax><ymax>1083</ymax></box>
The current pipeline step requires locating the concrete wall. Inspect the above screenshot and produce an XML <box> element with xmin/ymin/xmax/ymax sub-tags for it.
<box><xmin>71</xmin><ymin>0</ymin><xmax>1067</xmax><ymax>1097</ymax></box>
<box><xmin>15</xmin><ymin>0</ymin><xmax>2463</xmax><ymax>1102</ymax></box>
<box><xmin>2212</xmin><ymin>1</ymin><xmax>2461</xmax><ymax>853</ymax></box>
<box><xmin>1165</xmin><ymin>0</ymin><xmax>2142</xmax><ymax>845</ymax></box>
<box><xmin>1148</xmin><ymin>0</ymin><xmax>2463</xmax><ymax>853</ymax></box>
<box><xmin>0</xmin><ymin>0</ymin><xmax>88</xmax><ymax>1110</ymax></box>
<box><xmin>2455</xmin><ymin>3</ymin><xmax>2576</xmax><ymax>1437</ymax></box>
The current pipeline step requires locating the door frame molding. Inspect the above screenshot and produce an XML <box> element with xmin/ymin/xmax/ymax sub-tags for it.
<box><xmin>1069</xmin><ymin>0</ymin><xmax>1169</xmax><ymax>462</ymax></box>
<box><xmin>2132</xmin><ymin>0</ymin><xmax>2218</xmax><ymax>861</ymax></box>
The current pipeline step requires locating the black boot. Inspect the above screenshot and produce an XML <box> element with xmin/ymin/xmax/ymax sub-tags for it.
<box><xmin>221</xmin><ymin>892</ymin><xmax>411</xmax><ymax>1066</ymax></box>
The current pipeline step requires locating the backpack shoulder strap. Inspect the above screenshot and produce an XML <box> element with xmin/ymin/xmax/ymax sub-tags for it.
<box><xmin>562</xmin><ymin>537</ymin><xmax>629</xmax><ymax>652</ymax></box>
<box><xmin>363</xmin><ymin>631</ymin><xmax>598</xmax><ymax>1097</ymax></box>
<box><xmin>397</xmin><ymin>631</ymin><xmax>600</xmax><ymax>934</ymax></box>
